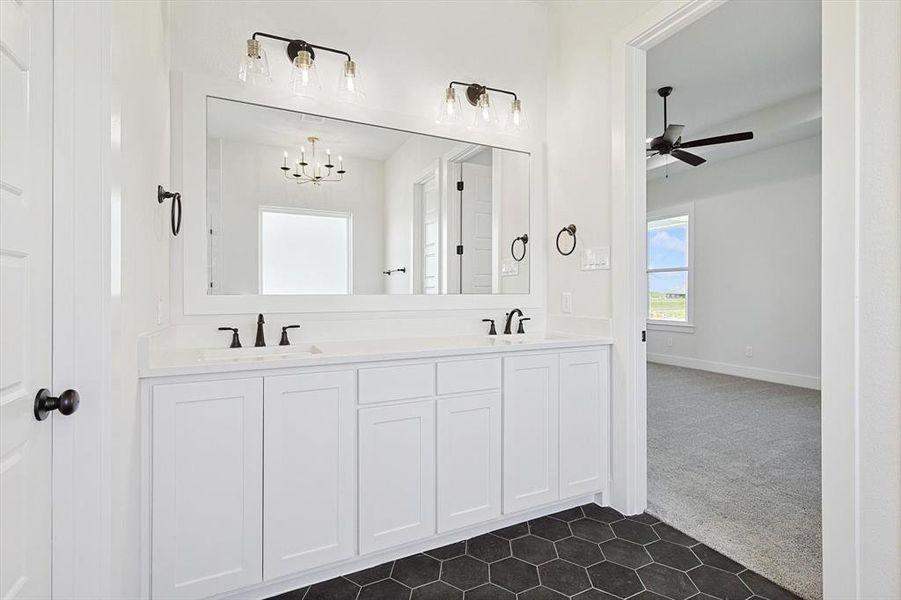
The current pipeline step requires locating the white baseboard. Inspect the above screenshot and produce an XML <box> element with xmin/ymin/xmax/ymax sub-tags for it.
<box><xmin>647</xmin><ymin>353</ymin><xmax>821</xmax><ymax>390</ymax></box>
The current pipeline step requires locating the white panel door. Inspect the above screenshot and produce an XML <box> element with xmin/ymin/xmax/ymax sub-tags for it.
<box><xmin>461</xmin><ymin>163</ymin><xmax>493</xmax><ymax>294</ymax></box>
<box><xmin>264</xmin><ymin>371</ymin><xmax>356</xmax><ymax>580</ymax></box>
<box><xmin>0</xmin><ymin>1</ymin><xmax>53</xmax><ymax>598</ymax></box>
<box><xmin>503</xmin><ymin>354</ymin><xmax>560</xmax><ymax>513</ymax></box>
<box><xmin>359</xmin><ymin>401</ymin><xmax>436</xmax><ymax>553</ymax></box>
<box><xmin>559</xmin><ymin>349</ymin><xmax>609</xmax><ymax>498</ymax></box>
<box><xmin>419</xmin><ymin>173</ymin><xmax>440</xmax><ymax>295</ymax></box>
<box><xmin>437</xmin><ymin>392</ymin><xmax>502</xmax><ymax>532</ymax></box>
<box><xmin>152</xmin><ymin>378</ymin><xmax>263</xmax><ymax>600</ymax></box>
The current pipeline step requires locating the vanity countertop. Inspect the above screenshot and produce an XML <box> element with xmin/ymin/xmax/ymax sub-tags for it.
<box><xmin>139</xmin><ymin>332</ymin><xmax>613</xmax><ymax>379</ymax></box>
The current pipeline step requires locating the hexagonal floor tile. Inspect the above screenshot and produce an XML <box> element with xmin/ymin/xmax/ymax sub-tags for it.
<box><xmin>538</xmin><ymin>559</ymin><xmax>591</xmax><ymax>595</ymax></box>
<box><xmin>611</xmin><ymin>518</ymin><xmax>659</xmax><ymax>545</ymax></box>
<box><xmin>628</xmin><ymin>513</ymin><xmax>660</xmax><ymax>525</ymax></box>
<box><xmin>637</xmin><ymin>563</ymin><xmax>698</xmax><ymax>600</ymax></box>
<box><xmin>555</xmin><ymin>536</ymin><xmax>604</xmax><ymax>567</ymax></box>
<box><xmin>345</xmin><ymin>562</ymin><xmax>393</xmax><ymax>586</ymax></box>
<box><xmin>652</xmin><ymin>522</ymin><xmax>698</xmax><ymax>547</ymax></box>
<box><xmin>518</xmin><ymin>587</ymin><xmax>567</xmax><ymax>599</ymax></box>
<box><xmin>489</xmin><ymin>557</ymin><xmax>539</xmax><ymax>593</ymax></box>
<box><xmin>600</xmin><ymin>538</ymin><xmax>653</xmax><ymax>569</ymax></box>
<box><xmin>512</xmin><ymin>535</ymin><xmax>557</xmax><ymax>565</ymax></box>
<box><xmin>587</xmin><ymin>561</ymin><xmax>644</xmax><ymax>598</ymax></box>
<box><xmin>267</xmin><ymin>586</ymin><xmax>308</xmax><ymax>600</ymax></box>
<box><xmin>645</xmin><ymin>540</ymin><xmax>701</xmax><ymax>571</ymax></box>
<box><xmin>426</xmin><ymin>541</ymin><xmax>466</xmax><ymax>561</ymax></box>
<box><xmin>411</xmin><ymin>580</ymin><xmax>462</xmax><ymax>600</ymax></box>
<box><xmin>739</xmin><ymin>570</ymin><xmax>802</xmax><ymax>600</ymax></box>
<box><xmin>358</xmin><ymin>578</ymin><xmax>411</xmax><ymax>600</ymax></box>
<box><xmin>572</xmin><ymin>589</ymin><xmax>621</xmax><ymax>600</ymax></box>
<box><xmin>689</xmin><ymin>565</ymin><xmax>754</xmax><ymax>600</ymax></box>
<box><xmin>529</xmin><ymin>516</ymin><xmax>572</xmax><ymax>541</ymax></box>
<box><xmin>305</xmin><ymin>577</ymin><xmax>360</xmax><ymax>600</ymax></box>
<box><xmin>467</xmin><ymin>533</ymin><xmax>511</xmax><ymax>563</ymax></box>
<box><xmin>440</xmin><ymin>555</ymin><xmax>489</xmax><ymax>591</ymax></box>
<box><xmin>491</xmin><ymin>522</ymin><xmax>529</xmax><ymax>540</ymax></box>
<box><xmin>571</xmin><ymin>518</ymin><xmax>615</xmax><ymax>543</ymax></box>
<box><xmin>626</xmin><ymin>591</ymin><xmax>669</xmax><ymax>600</ymax></box>
<box><xmin>392</xmin><ymin>554</ymin><xmax>441</xmax><ymax>588</ymax></box>
<box><xmin>548</xmin><ymin>506</ymin><xmax>584</xmax><ymax>522</ymax></box>
<box><xmin>463</xmin><ymin>583</ymin><xmax>514</xmax><ymax>599</ymax></box>
<box><xmin>692</xmin><ymin>544</ymin><xmax>744</xmax><ymax>574</ymax></box>
<box><xmin>581</xmin><ymin>504</ymin><xmax>625</xmax><ymax>524</ymax></box>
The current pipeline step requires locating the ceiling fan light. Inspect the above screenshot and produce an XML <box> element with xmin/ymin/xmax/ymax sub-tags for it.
<box><xmin>238</xmin><ymin>38</ymin><xmax>271</xmax><ymax>86</ymax></box>
<box><xmin>289</xmin><ymin>50</ymin><xmax>321</xmax><ymax>96</ymax></box>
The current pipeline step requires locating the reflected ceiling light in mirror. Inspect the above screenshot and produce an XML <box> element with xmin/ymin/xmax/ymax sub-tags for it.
<box><xmin>239</xmin><ymin>32</ymin><xmax>359</xmax><ymax>101</ymax></box>
<box><xmin>437</xmin><ymin>81</ymin><xmax>523</xmax><ymax>133</ymax></box>
<box><xmin>281</xmin><ymin>136</ymin><xmax>346</xmax><ymax>186</ymax></box>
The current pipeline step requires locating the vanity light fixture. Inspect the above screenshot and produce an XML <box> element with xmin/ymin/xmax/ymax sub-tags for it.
<box><xmin>239</xmin><ymin>32</ymin><xmax>363</xmax><ymax>101</ymax></box>
<box><xmin>281</xmin><ymin>136</ymin><xmax>346</xmax><ymax>186</ymax></box>
<box><xmin>436</xmin><ymin>81</ymin><xmax>524</xmax><ymax>132</ymax></box>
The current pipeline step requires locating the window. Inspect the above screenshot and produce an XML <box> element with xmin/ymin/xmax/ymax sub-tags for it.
<box><xmin>647</xmin><ymin>209</ymin><xmax>691</xmax><ymax>323</ymax></box>
<box><xmin>260</xmin><ymin>208</ymin><xmax>351</xmax><ymax>295</ymax></box>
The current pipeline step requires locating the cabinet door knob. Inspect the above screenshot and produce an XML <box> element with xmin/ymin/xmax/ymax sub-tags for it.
<box><xmin>34</xmin><ymin>388</ymin><xmax>80</xmax><ymax>421</ymax></box>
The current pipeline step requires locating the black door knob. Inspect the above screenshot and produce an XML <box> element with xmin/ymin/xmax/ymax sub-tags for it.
<box><xmin>34</xmin><ymin>388</ymin><xmax>80</xmax><ymax>421</ymax></box>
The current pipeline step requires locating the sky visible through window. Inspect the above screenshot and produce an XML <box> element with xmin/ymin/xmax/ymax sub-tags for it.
<box><xmin>648</xmin><ymin>215</ymin><xmax>689</xmax><ymax>321</ymax></box>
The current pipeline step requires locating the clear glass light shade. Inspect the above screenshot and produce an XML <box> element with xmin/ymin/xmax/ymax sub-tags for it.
<box><xmin>238</xmin><ymin>39</ymin><xmax>271</xmax><ymax>86</ymax></box>
<box><xmin>506</xmin><ymin>98</ymin><xmax>526</xmax><ymax>132</ymax></box>
<box><xmin>436</xmin><ymin>87</ymin><xmax>463</xmax><ymax>124</ymax></box>
<box><xmin>289</xmin><ymin>50</ymin><xmax>321</xmax><ymax>96</ymax></box>
<box><xmin>337</xmin><ymin>60</ymin><xmax>365</xmax><ymax>102</ymax></box>
<box><xmin>470</xmin><ymin>92</ymin><xmax>498</xmax><ymax>130</ymax></box>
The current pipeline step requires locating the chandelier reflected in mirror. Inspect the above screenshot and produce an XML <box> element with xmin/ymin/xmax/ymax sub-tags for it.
<box><xmin>280</xmin><ymin>136</ymin><xmax>346</xmax><ymax>186</ymax></box>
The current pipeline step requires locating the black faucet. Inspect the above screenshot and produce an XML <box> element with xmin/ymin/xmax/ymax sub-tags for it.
<box><xmin>218</xmin><ymin>327</ymin><xmax>242</xmax><ymax>348</ymax></box>
<box><xmin>279</xmin><ymin>324</ymin><xmax>301</xmax><ymax>346</ymax></box>
<box><xmin>255</xmin><ymin>314</ymin><xmax>266</xmax><ymax>347</ymax></box>
<box><xmin>504</xmin><ymin>309</ymin><xmax>524</xmax><ymax>334</ymax></box>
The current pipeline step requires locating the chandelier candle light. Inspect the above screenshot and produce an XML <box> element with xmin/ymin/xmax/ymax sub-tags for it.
<box><xmin>437</xmin><ymin>81</ymin><xmax>525</xmax><ymax>132</ymax></box>
<box><xmin>239</xmin><ymin>31</ymin><xmax>363</xmax><ymax>102</ymax></box>
<box><xmin>281</xmin><ymin>137</ymin><xmax>346</xmax><ymax>186</ymax></box>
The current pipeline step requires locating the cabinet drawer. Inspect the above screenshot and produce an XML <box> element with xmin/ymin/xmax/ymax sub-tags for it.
<box><xmin>358</xmin><ymin>362</ymin><xmax>435</xmax><ymax>404</ymax></box>
<box><xmin>437</xmin><ymin>357</ymin><xmax>501</xmax><ymax>395</ymax></box>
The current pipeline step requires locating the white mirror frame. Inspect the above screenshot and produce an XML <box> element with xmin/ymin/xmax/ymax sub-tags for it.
<box><xmin>173</xmin><ymin>73</ymin><xmax>544</xmax><ymax>315</ymax></box>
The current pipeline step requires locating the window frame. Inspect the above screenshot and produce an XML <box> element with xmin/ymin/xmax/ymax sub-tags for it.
<box><xmin>258</xmin><ymin>205</ymin><xmax>354</xmax><ymax>295</ymax></box>
<box><xmin>646</xmin><ymin>203</ymin><xmax>694</xmax><ymax>331</ymax></box>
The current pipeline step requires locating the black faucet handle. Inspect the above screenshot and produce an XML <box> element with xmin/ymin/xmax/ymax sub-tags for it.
<box><xmin>517</xmin><ymin>317</ymin><xmax>531</xmax><ymax>334</ymax></box>
<box><xmin>482</xmin><ymin>319</ymin><xmax>497</xmax><ymax>336</ymax></box>
<box><xmin>279</xmin><ymin>324</ymin><xmax>301</xmax><ymax>346</ymax></box>
<box><xmin>218</xmin><ymin>327</ymin><xmax>242</xmax><ymax>348</ymax></box>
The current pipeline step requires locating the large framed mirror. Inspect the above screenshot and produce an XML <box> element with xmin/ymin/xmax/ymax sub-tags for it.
<box><xmin>177</xmin><ymin>77</ymin><xmax>542</xmax><ymax>314</ymax></box>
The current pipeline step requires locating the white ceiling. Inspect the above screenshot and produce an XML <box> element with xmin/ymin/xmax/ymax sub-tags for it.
<box><xmin>646</xmin><ymin>0</ymin><xmax>821</xmax><ymax>141</ymax></box>
<box><xmin>207</xmin><ymin>97</ymin><xmax>412</xmax><ymax>161</ymax></box>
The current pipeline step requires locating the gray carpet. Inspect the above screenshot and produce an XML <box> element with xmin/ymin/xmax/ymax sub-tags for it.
<box><xmin>647</xmin><ymin>362</ymin><xmax>822</xmax><ymax>600</ymax></box>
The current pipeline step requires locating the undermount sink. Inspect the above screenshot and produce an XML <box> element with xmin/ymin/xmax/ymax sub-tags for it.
<box><xmin>201</xmin><ymin>344</ymin><xmax>323</xmax><ymax>362</ymax></box>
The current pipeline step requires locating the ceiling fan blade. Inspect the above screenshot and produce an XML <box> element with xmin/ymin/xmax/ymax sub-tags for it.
<box><xmin>663</xmin><ymin>124</ymin><xmax>684</xmax><ymax>144</ymax></box>
<box><xmin>671</xmin><ymin>149</ymin><xmax>706</xmax><ymax>166</ymax></box>
<box><xmin>679</xmin><ymin>131</ymin><xmax>753</xmax><ymax>149</ymax></box>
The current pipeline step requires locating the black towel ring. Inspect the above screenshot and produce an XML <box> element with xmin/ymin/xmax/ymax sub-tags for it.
<box><xmin>158</xmin><ymin>185</ymin><xmax>182</xmax><ymax>236</ymax></box>
<box><xmin>511</xmin><ymin>233</ymin><xmax>529</xmax><ymax>262</ymax></box>
<box><xmin>556</xmin><ymin>224</ymin><xmax>577</xmax><ymax>256</ymax></box>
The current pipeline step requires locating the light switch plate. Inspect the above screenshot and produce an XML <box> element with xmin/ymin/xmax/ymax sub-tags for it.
<box><xmin>501</xmin><ymin>259</ymin><xmax>519</xmax><ymax>277</ymax></box>
<box><xmin>581</xmin><ymin>246</ymin><xmax>610</xmax><ymax>271</ymax></box>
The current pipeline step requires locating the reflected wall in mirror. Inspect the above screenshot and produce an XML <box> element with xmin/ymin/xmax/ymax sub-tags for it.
<box><xmin>206</xmin><ymin>97</ymin><xmax>530</xmax><ymax>296</ymax></box>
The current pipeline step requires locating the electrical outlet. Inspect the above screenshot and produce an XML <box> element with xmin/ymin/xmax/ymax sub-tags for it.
<box><xmin>745</xmin><ymin>345</ymin><xmax>754</xmax><ymax>358</ymax></box>
<box><xmin>666</xmin><ymin>336</ymin><xmax>673</xmax><ymax>348</ymax></box>
<box><xmin>561</xmin><ymin>292</ymin><xmax>573</xmax><ymax>314</ymax></box>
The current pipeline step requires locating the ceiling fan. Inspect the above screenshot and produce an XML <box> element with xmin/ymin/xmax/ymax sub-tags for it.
<box><xmin>647</xmin><ymin>86</ymin><xmax>753</xmax><ymax>167</ymax></box>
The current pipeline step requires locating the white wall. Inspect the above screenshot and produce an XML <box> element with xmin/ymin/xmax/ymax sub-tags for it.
<box><xmin>208</xmin><ymin>138</ymin><xmax>384</xmax><ymax>294</ymax></box>
<box><xmin>646</xmin><ymin>135</ymin><xmax>822</xmax><ymax>388</ymax></box>
<box><xmin>546</xmin><ymin>0</ymin><xmax>659</xmax><ymax>331</ymax></box>
<box><xmin>109</xmin><ymin>1</ymin><xmax>170</xmax><ymax>597</ymax></box>
<box><xmin>496</xmin><ymin>150</ymin><xmax>531</xmax><ymax>294</ymax></box>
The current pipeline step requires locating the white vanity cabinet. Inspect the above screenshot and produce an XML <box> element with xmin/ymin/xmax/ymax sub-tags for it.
<box><xmin>263</xmin><ymin>371</ymin><xmax>356</xmax><ymax>579</ymax></box>
<box><xmin>358</xmin><ymin>399</ymin><xmax>436</xmax><ymax>553</ymax></box>
<box><xmin>151</xmin><ymin>378</ymin><xmax>264</xmax><ymax>600</ymax></box>
<box><xmin>144</xmin><ymin>341</ymin><xmax>611</xmax><ymax>600</ymax></box>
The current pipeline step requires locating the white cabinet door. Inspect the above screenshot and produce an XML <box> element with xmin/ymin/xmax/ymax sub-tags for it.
<box><xmin>559</xmin><ymin>349</ymin><xmax>609</xmax><ymax>498</ymax></box>
<box><xmin>264</xmin><ymin>371</ymin><xmax>356</xmax><ymax>580</ymax></box>
<box><xmin>503</xmin><ymin>354</ymin><xmax>560</xmax><ymax>513</ymax></box>
<box><xmin>152</xmin><ymin>378</ymin><xmax>263</xmax><ymax>600</ymax></box>
<box><xmin>437</xmin><ymin>392</ymin><xmax>501</xmax><ymax>532</ymax></box>
<box><xmin>359</xmin><ymin>401</ymin><xmax>435</xmax><ymax>553</ymax></box>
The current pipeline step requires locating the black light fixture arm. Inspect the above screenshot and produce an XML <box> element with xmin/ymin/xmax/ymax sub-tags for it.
<box><xmin>448</xmin><ymin>81</ymin><xmax>518</xmax><ymax>107</ymax></box>
<box><xmin>251</xmin><ymin>31</ymin><xmax>352</xmax><ymax>62</ymax></box>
